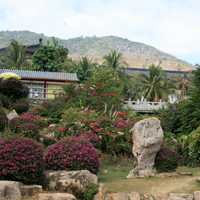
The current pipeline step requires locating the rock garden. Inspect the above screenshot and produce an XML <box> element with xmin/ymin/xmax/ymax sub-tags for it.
<box><xmin>1</xmin><ymin>66</ymin><xmax>200</xmax><ymax>200</ymax></box>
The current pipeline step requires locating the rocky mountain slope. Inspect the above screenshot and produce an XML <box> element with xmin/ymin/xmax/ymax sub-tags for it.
<box><xmin>0</xmin><ymin>31</ymin><xmax>192</xmax><ymax>71</ymax></box>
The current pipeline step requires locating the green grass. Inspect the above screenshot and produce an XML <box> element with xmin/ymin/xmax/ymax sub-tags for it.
<box><xmin>98</xmin><ymin>155</ymin><xmax>200</xmax><ymax>195</ymax></box>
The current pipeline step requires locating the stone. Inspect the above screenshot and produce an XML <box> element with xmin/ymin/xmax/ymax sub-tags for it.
<box><xmin>127</xmin><ymin>117</ymin><xmax>164</xmax><ymax>178</ymax></box>
<box><xmin>37</xmin><ymin>193</ymin><xmax>76</xmax><ymax>200</ymax></box>
<box><xmin>168</xmin><ymin>193</ymin><xmax>193</xmax><ymax>200</ymax></box>
<box><xmin>93</xmin><ymin>184</ymin><xmax>106</xmax><ymax>200</ymax></box>
<box><xmin>194</xmin><ymin>192</ymin><xmax>200</xmax><ymax>200</ymax></box>
<box><xmin>0</xmin><ymin>181</ymin><xmax>21</xmax><ymax>200</ymax></box>
<box><xmin>45</xmin><ymin>170</ymin><xmax>98</xmax><ymax>194</ymax></box>
<box><xmin>178</xmin><ymin>172</ymin><xmax>193</xmax><ymax>176</ymax></box>
<box><xmin>105</xmin><ymin>192</ymin><xmax>140</xmax><ymax>200</ymax></box>
<box><xmin>20</xmin><ymin>185</ymin><xmax>42</xmax><ymax>196</ymax></box>
<box><xmin>6</xmin><ymin>110</ymin><xmax>18</xmax><ymax>121</ymax></box>
<box><xmin>196</xmin><ymin>177</ymin><xmax>200</xmax><ymax>183</ymax></box>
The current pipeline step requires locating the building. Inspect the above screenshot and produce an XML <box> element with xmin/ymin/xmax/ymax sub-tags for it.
<box><xmin>124</xmin><ymin>66</ymin><xmax>192</xmax><ymax>78</ymax></box>
<box><xmin>0</xmin><ymin>69</ymin><xmax>79</xmax><ymax>100</ymax></box>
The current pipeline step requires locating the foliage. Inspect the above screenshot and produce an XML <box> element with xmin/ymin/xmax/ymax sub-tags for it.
<box><xmin>0</xmin><ymin>107</ymin><xmax>7</xmax><ymax>132</ymax></box>
<box><xmin>32</xmin><ymin>44</ymin><xmax>68</xmax><ymax>71</ymax></box>
<box><xmin>75</xmin><ymin>57</ymin><xmax>96</xmax><ymax>82</ymax></box>
<box><xmin>0</xmin><ymin>72</ymin><xmax>21</xmax><ymax>80</ymax></box>
<box><xmin>13</xmin><ymin>99</ymin><xmax>29</xmax><ymax>114</ymax></box>
<box><xmin>103</xmin><ymin>50</ymin><xmax>126</xmax><ymax>70</ymax></box>
<box><xmin>4</xmin><ymin>40</ymin><xmax>27</xmax><ymax>68</ymax></box>
<box><xmin>155</xmin><ymin>145</ymin><xmax>178</xmax><ymax>172</ymax></box>
<box><xmin>178</xmin><ymin>127</ymin><xmax>200</xmax><ymax>166</ymax></box>
<box><xmin>82</xmin><ymin>183</ymin><xmax>98</xmax><ymax>200</ymax></box>
<box><xmin>9</xmin><ymin>112</ymin><xmax>44</xmax><ymax>139</ymax></box>
<box><xmin>133</xmin><ymin>65</ymin><xmax>175</xmax><ymax>101</ymax></box>
<box><xmin>84</xmin><ymin>67</ymin><xmax>124</xmax><ymax>111</ymax></box>
<box><xmin>44</xmin><ymin>136</ymin><xmax>100</xmax><ymax>174</ymax></box>
<box><xmin>0</xmin><ymin>138</ymin><xmax>44</xmax><ymax>184</ymax></box>
<box><xmin>0</xmin><ymin>78</ymin><xmax>29</xmax><ymax>101</ymax></box>
<box><xmin>34</xmin><ymin>97</ymin><xmax>66</xmax><ymax>123</ymax></box>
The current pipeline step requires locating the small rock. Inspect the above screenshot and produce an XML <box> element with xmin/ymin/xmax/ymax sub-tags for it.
<box><xmin>94</xmin><ymin>184</ymin><xmax>106</xmax><ymax>200</ymax></box>
<box><xmin>37</xmin><ymin>193</ymin><xmax>76</xmax><ymax>200</ymax></box>
<box><xmin>194</xmin><ymin>191</ymin><xmax>200</xmax><ymax>200</ymax></box>
<box><xmin>105</xmin><ymin>192</ymin><xmax>140</xmax><ymax>200</ymax></box>
<box><xmin>178</xmin><ymin>172</ymin><xmax>193</xmax><ymax>176</ymax></box>
<box><xmin>20</xmin><ymin>184</ymin><xmax>42</xmax><ymax>196</ymax></box>
<box><xmin>7</xmin><ymin>110</ymin><xmax>18</xmax><ymax>121</ymax></box>
<box><xmin>196</xmin><ymin>178</ymin><xmax>200</xmax><ymax>183</ymax></box>
<box><xmin>0</xmin><ymin>181</ymin><xmax>21</xmax><ymax>200</ymax></box>
<box><xmin>168</xmin><ymin>193</ymin><xmax>193</xmax><ymax>200</ymax></box>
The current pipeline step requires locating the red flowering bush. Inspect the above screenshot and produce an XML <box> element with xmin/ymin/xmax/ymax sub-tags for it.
<box><xmin>0</xmin><ymin>138</ymin><xmax>44</xmax><ymax>184</ymax></box>
<box><xmin>114</xmin><ymin>119</ymin><xmax>128</xmax><ymax>129</ymax></box>
<box><xmin>44</xmin><ymin>137</ymin><xmax>100</xmax><ymax>174</ymax></box>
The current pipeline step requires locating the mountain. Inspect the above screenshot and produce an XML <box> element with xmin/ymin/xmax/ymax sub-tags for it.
<box><xmin>0</xmin><ymin>31</ymin><xmax>192</xmax><ymax>71</ymax></box>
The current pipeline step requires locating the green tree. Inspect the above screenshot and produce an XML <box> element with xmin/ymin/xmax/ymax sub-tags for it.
<box><xmin>140</xmin><ymin>65</ymin><xmax>175</xmax><ymax>101</ymax></box>
<box><xmin>103</xmin><ymin>50</ymin><xmax>125</xmax><ymax>70</ymax></box>
<box><xmin>32</xmin><ymin>43</ymin><xmax>68</xmax><ymax>71</ymax></box>
<box><xmin>76</xmin><ymin>57</ymin><xmax>96</xmax><ymax>82</ymax></box>
<box><xmin>5</xmin><ymin>40</ymin><xmax>26</xmax><ymax>68</ymax></box>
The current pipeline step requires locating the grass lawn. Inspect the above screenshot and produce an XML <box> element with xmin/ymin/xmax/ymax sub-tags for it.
<box><xmin>99</xmin><ymin>155</ymin><xmax>200</xmax><ymax>195</ymax></box>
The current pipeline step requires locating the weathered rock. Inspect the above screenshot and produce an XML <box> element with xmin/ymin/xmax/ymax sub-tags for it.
<box><xmin>45</xmin><ymin>170</ymin><xmax>98</xmax><ymax>194</ymax></box>
<box><xmin>127</xmin><ymin>117</ymin><xmax>164</xmax><ymax>178</ymax></box>
<box><xmin>20</xmin><ymin>185</ymin><xmax>42</xmax><ymax>196</ymax></box>
<box><xmin>168</xmin><ymin>193</ymin><xmax>193</xmax><ymax>200</ymax></box>
<box><xmin>194</xmin><ymin>192</ymin><xmax>200</xmax><ymax>200</ymax></box>
<box><xmin>178</xmin><ymin>172</ymin><xmax>193</xmax><ymax>176</ymax></box>
<box><xmin>37</xmin><ymin>193</ymin><xmax>76</xmax><ymax>200</ymax></box>
<box><xmin>0</xmin><ymin>181</ymin><xmax>21</xmax><ymax>200</ymax></box>
<box><xmin>93</xmin><ymin>184</ymin><xmax>106</xmax><ymax>200</ymax></box>
<box><xmin>105</xmin><ymin>192</ymin><xmax>140</xmax><ymax>200</ymax></box>
<box><xmin>7</xmin><ymin>110</ymin><xmax>18</xmax><ymax>121</ymax></box>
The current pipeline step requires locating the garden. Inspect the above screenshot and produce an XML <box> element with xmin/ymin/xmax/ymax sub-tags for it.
<box><xmin>1</xmin><ymin>43</ymin><xmax>200</xmax><ymax>200</ymax></box>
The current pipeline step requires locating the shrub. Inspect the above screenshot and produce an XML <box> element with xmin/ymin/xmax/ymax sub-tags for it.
<box><xmin>0</xmin><ymin>78</ymin><xmax>29</xmax><ymax>100</ymax></box>
<box><xmin>155</xmin><ymin>146</ymin><xmax>178</xmax><ymax>172</ymax></box>
<box><xmin>0</xmin><ymin>138</ymin><xmax>44</xmax><ymax>184</ymax></box>
<box><xmin>19</xmin><ymin>122</ymin><xmax>40</xmax><ymax>140</ymax></box>
<box><xmin>37</xmin><ymin>97</ymin><xmax>66</xmax><ymax>123</ymax></box>
<box><xmin>82</xmin><ymin>183</ymin><xmax>98</xmax><ymax>200</ymax></box>
<box><xmin>0</xmin><ymin>108</ymin><xmax>7</xmax><ymax>132</ymax></box>
<box><xmin>44</xmin><ymin>137</ymin><xmax>100</xmax><ymax>174</ymax></box>
<box><xmin>13</xmin><ymin>99</ymin><xmax>29</xmax><ymax>114</ymax></box>
<box><xmin>0</xmin><ymin>94</ymin><xmax>11</xmax><ymax>108</ymax></box>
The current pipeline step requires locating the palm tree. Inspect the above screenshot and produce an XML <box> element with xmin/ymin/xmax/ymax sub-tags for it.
<box><xmin>103</xmin><ymin>50</ymin><xmax>126</xmax><ymax>70</ymax></box>
<box><xmin>141</xmin><ymin>65</ymin><xmax>175</xmax><ymax>101</ymax></box>
<box><xmin>6</xmin><ymin>40</ymin><xmax>26</xmax><ymax>68</ymax></box>
<box><xmin>76</xmin><ymin>57</ymin><xmax>96</xmax><ymax>82</ymax></box>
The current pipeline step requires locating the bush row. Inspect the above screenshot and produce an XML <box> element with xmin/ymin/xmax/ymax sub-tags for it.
<box><xmin>0</xmin><ymin>136</ymin><xmax>100</xmax><ymax>185</ymax></box>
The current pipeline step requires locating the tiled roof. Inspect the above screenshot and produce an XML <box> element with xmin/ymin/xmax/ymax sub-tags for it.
<box><xmin>0</xmin><ymin>69</ymin><xmax>79</xmax><ymax>82</ymax></box>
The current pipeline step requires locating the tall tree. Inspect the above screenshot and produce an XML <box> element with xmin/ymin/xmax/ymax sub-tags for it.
<box><xmin>6</xmin><ymin>40</ymin><xmax>26</xmax><ymax>68</ymax></box>
<box><xmin>76</xmin><ymin>57</ymin><xmax>96</xmax><ymax>82</ymax></box>
<box><xmin>141</xmin><ymin>65</ymin><xmax>175</xmax><ymax>101</ymax></box>
<box><xmin>103</xmin><ymin>50</ymin><xmax>126</xmax><ymax>70</ymax></box>
<box><xmin>32</xmin><ymin>42</ymin><xmax>68</xmax><ymax>72</ymax></box>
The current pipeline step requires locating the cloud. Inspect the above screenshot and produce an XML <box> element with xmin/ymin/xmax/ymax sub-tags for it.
<box><xmin>0</xmin><ymin>0</ymin><xmax>199</xmax><ymax>64</ymax></box>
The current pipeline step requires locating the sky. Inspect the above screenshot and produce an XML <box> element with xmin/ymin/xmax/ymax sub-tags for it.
<box><xmin>0</xmin><ymin>0</ymin><xmax>199</xmax><ymax>64</ymax></box>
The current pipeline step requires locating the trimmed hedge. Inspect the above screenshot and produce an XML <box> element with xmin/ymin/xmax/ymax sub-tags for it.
<box><xmin>0</xmin><ymin>138</ymin><xmax>44</xmax><ymax>184</ymax></box>
<box><xmin>44</xmin><ymin>137</ymin><xmax>100</xmax><ymax>174</ymax></box>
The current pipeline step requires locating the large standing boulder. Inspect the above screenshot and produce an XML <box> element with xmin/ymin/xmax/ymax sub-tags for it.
<box><xmin>127</xmin><ymin>117</ymin><xmax>164</xmax><ymax>178</ymax></box>
<box><xmin>45</xmin><ymin>170</ymin><xmax>98</xmax><ymax>195</ymax></box>
<box><xmin>0</xmin><ymin>181</ymin><xmax>21</xmax><ymax>200</ymax></box>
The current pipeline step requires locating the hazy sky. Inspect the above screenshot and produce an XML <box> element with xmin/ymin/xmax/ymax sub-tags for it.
<box><xmin>0</xmin><ymin>0</ymin><xmax>199</xmax><ymax>64</ymax></box>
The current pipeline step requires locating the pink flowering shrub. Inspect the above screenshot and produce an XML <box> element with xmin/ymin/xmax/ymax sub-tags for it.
<box><xmin>0</xmin><ymin>138</ymin><xmax>44</xmax><ymax>184</ymax></box>
<box><xmin>44</xmin><ymin>137</ymin><xmax>100</xmax><ymax>174</ymax></box>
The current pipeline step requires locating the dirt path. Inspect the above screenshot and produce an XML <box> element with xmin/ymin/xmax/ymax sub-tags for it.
<box><xmin>103</xmin><ymin>176</ymin><xmax>199</xmax><ymax>195</ymax></box>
